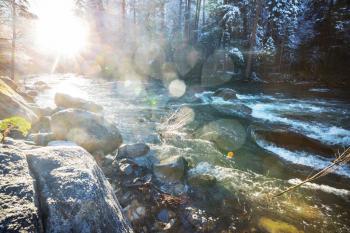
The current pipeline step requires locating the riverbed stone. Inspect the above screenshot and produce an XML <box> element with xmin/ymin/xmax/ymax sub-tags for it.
<box><xmin>29</xmin><ymin>132</ymin><xmax>54</xmax><ymax>146</ymax></box>
<box><xmin>26</xmin><ymin>146</ymin><xmax>133</xmax><ymax>233</ymax></box>
<box><xmin>0</xmin><ymin>79</ymin><xmax>38</xmax><ymax>123</ymax></box>
<box><xmin>55</xmin><ymin>92</ymin><xmax>103</xmax><ymax>113</ymax></box>
<box><xmin>196</xmin><ymin>119</ymin><xmax>247</xmax><ymax>152</ymax></box>
<box><xmin>51</xmin><ymin>108</ymin><xmax>123</xmax><ymax>153</ymax></box>
<box><xmin>0</xmin><ymin>146</ymin><xmax>42</xmax><ymax>232</ymax></box>
<box><xmin>258</xmin><ymin>217</ymin><xmax>304</xmax><ymax>233</ymax></box>
<box><xmin>33</xmin><ymin>81</ymin><xmax>49</xmax><ymax>91</ymax></box>
<box><xmin>213</xmin><ymin>88</ymin><xmax>237</xmax><ymax>100</ymax></box>
<box><xmin>212</xmin><ymin>103</ymin><xmax>252</xmax><ymax>118</ymax></box>
<box><xmin>252</xmin><ymin>129</ymin><xmax>335</xmax><ymax>158</ymax></box>
<box><xmin>118</xmin><ymin>143</ymin><xmax>150</xmax><ymax>158</ymax></box>
<box><xmin>188</xmin><ymin>173</ymin><xmax>217</xmax><ymax>189</ymax></box>
<box><xmin>153</xmin><ymin>155</ymin><xmax>186</xmax><ymax>182</ymax></box>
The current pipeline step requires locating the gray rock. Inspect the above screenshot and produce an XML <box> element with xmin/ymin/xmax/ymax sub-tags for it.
<box><xmin>188</xmin><ymin>173</ymin><xmax>217</xmax><ymax>189</ymax></box>
<box><xmin>213</xmin><ymin>88</ymin><xmax>237</xmax><ymax>100</ymax></box>
<box><xmin>33</xmin><ymin>81</ymin><xmax>49</xmax><ymax>91</ymax></box>
<box><xmin>26</xmin><ymin>146</ymin><xmax>133</xmax><ymax>233</ymax></box>
<box><xmin>47</xmin><ymin>140</ymin><xmax>78</xmax><ymax>147</ymax></box>
<box><xmin>184</xmin><ymin>207</ymin><xmax>217</xmax><ymax>232</ymax></box>
<box><xmin>196</xmin><ymin>119</ymin><xmax>247</xmax><ymax>152</ymax></box>
<box><xmin>153</xmin><ymin>156</ymin><xmax>186</xmax><ymax>182</ymax></box>
<box><xmin>29</xmin><ymin>132</ymin><xmax>54</xmax><ymax>146</ymax></box>
<box><xmin>55</xmin><ymin>93</ymin><xmax>103</xmax><ymax>113</ymax></box>
<box><xmin>123</xmin><ymin>200</ymin><xmax>146</xmax><ymax>223</ymax></box>
<box><xmin>119</xmin><ymin>163</ymin><xmax>133</xmax><ymax>176</ymax></box>
<box><xmin>51</xmin><ymin>108</ymin><xmax>123</xmax><ymax>154</ymax></box>
<box><xmin>157</xmin><ymin>209</ymin><xmax>170</xmax><ymax>223</ymax></box>
<box><xmin>118</xmin><ymin>143</ymin><xmax>150</xmax><ymax>158</ymax></box>
<box><xmin>212</xmin><ymin>103</ymin><xmax>252</xmax><ymax>118</ymax></box>
<box><xmin>31</xmin><ymin>106</ymin><xmax>53</xmax><ymax>117</ymax></box>
<box><xmin>0</xmin><ymin>79</ymin><xmax>38</xmax><ymax>123</ymax></box>
<box><xmin>0</xmin><ymin>146</ymin><xmax>42</xmax><ymax>232</ymax></box>
<box><xmin>31</xmin><ymin>116</ymin><xmax>51</xmax><ymax>133</ymax></box>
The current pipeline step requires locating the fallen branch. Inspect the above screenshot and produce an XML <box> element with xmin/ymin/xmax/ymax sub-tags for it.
<box><xmin>273</xmin><ymin>147</ymin><xmax>350</xmax><ymax>198</ymax></box>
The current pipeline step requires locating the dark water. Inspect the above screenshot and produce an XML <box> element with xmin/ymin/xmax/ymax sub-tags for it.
<box><xmin>26</xmin><ymin>74</ymin><xmax>350</xmax><ymax>232</ymax></box>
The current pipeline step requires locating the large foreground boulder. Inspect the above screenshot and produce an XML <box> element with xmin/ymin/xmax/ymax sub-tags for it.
<box><xmin>0</xmin><ymin>146</ymin><xmax>42</xmax><ymax>232</ymax></box>
<box><xmin>51</xmin><ymin>108</ymin><xmax>123</xmax><ymax>153</ymax></box>
<box><xmin>0</xmin><ymin>80</ymin><xmax>38</xmax><ymax>122</ymax></box>
<box><xmin>26</xmin><ymin>145</ymin><xmax>133</xmax><ymax>233</ymax></box>
<box><xmin>55</xmin><ymin>93</ymin><xmax>103</xmax><ymax>113</ymax></box>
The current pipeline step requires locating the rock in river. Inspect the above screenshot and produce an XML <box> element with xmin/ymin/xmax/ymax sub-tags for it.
<box><xmin>51</xmin><ymin>108</ymin><xmax>123</xmax><ymax>153</ymax></box>
<box><xmin>213</xmin><ymin>88</ymin><xmax>237</xmax><ymax>100</ymax></box>
<box><xmin>196</xmin><ymin>119</ymin><xmax>247</xmax><ymax>152</ymax></box>
<box><xmin>117</xmin><ymin>143</ymin><xmax>150</xmax><ymax>158</ymax></box>
<box><xmin>26</xmin><ymin>145</ymin><xmax>133</xmax><ymax>233</ymax></box>
<box><xmin>153</xmin><ymin>155</ymin><xmax>187</xmax><ymax>182</ymax></box>
<box><xmin>55</xmin><ymin>92</ymin><xmax>103</xmax><ymax>113</ymax></box>
<box><xmin>0</xmin><ymin>79</ymin><xmax>38</xmax><ymax>122</ymax></box>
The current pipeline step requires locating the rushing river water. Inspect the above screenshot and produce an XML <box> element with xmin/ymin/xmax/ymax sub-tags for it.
<box><xmin>26</xmin><ymin>74</ymin><xmax>350</xmax><ymax>232</ymax></box>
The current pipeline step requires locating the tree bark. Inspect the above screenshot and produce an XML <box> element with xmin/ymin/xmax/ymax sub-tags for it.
<box><xmin>244</xmin><ymin>0</ymin><xmax>262</xmax><ymax>80</ymax></box>
<box><xmin>193</xmin><ymin>0</ymin><xmax>201</xmax><ymax>42</ymax></box>
<box><xmin>160</xmin><ymin>1</ymin><xmax>165</xmax><ymax>32</ymax></box>
<box><xmin>11</xmin><ymin>0</ymin><xmax>16</xmax><ymax>80</ymax></box>
<box><xmin>202</xmin><ymin>0</ymin><xmax>205</xmax><ymax>25</ymax></box>
<box><xmin>184</xmin><ymin>0</ymin><xmax>191</xmax><ymax>42</ymax></box>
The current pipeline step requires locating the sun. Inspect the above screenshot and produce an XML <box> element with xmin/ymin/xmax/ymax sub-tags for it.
<box><xmin>34</xmin><ymin>0</ymin><xmax>89</xmax><ymax>57</ymax></box>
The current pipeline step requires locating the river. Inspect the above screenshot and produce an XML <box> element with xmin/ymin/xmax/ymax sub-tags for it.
<box><xmin>25</xmin><ymin>73</ymin><xmax>350</xmax><ymax>232</ymax></box>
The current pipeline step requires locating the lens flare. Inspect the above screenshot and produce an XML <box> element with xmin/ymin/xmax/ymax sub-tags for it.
<box><xmin>34</xmin><ymin>0</ymin><xmax>89</xmax><ymax>57</ymax></box>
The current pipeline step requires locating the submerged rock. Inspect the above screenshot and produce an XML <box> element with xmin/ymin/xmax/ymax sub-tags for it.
<box><xmin>118</xmin><ymin>143</ymin><xmax>150</xmax><ymax>158</ymax></box>
<box><xmin>213</xmin><ymin>88</ymin><xmax>237</xmax><ymax>100</ymax></box>
<box><xmin>55</xmin><ymin>92</ymin><xmax>103</xmax><ymax>113</ymax></box>
<box><xmin>252</xmin><ymin>129</ymin><xmax>336</xmax><ymax>158</ymax></box>
<box><xmin>188</xmin><ymin>173</ymin><xmax>217</xmax><ymax>189</ymax></box>
<box><xmin>51</xmin><ymin>108</ymin><xmax>123</xmax><ymax>153</ymax></box>
<box><xmin>184</xmin><ymin>207</ymin><xmax>217</xmax><ymax>232</ymax></box>
<box><xmin>33</xmin><ymin>81</ymin><xmax>49</xmax><ymax>91</ymax></box>
<box><xmin>26</xmin><ymin>146</ymin><xmax>133</xmax><ymax>233</ymax></box>
<box><xmin>0</xmin><ymin>79</ymin><xmax>38</xmax><ymax>122</ymax></box>
<box><xmin>196</xmin><ymin>119</ymin><xmax>247</xmax><ymax>152</ymax></box>
<box><xmin>0</xmin><ymin>146</ymin><xmax>42</xmax><ymax>232</ymax></box>
<box><xmin>258</xmin><ymin>217</ymin><xmax>304</xmax><ymax>233</ymax></box>
<box><xmin>153</xmin><ymin>155</ymin><xmax>187</xmax><ymax>182</ymax></box>
<box><xmin>212</xmin><ymin>103</ymin><xmax>252</xmax><ymax>118</ymax></box>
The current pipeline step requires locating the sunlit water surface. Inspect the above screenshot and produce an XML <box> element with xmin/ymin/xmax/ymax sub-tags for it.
<box><xmin>25</xmin><ymin>74</ymin><xmax>350</xmax><ymax>232</ymax></box>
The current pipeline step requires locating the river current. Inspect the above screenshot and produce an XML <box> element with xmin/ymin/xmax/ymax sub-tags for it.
<box><xmin>26</xmin><ymin>74</ymin><xmax>350</xmax><ymax>232</ymax></box>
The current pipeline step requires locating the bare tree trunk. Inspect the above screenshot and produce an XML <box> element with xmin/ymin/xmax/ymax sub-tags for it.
<box><xmin>121</xmin><ymin>0</ymin><xmax>126</xmax><ymax>21</ymax></box>
<box><xmin>245</xmin><ymin>0</ymin><xmax>261</xmax><ymax>80</ymax></box>
<box><xmin>160</xmin><ymin>1</ymin><xmax>165</xmax><ymax>32</ymax></box>
<box><xmin>184</xmin><ymin>0</ymin><xmax>191</xmax><ymax>42</ymax></box>
<box><xmin>202</xmin><ymin>0</ymin><xmax>205</xmax><ymax>25</ymax></box>
<box><xmin>193</xmin><ymin>0</ymin><xmax>201</xmax><ymax>42</ymax></box>
<box><xmin>178</xmin><ymin>0</ymin><xmax>182</xmax><ymax>36</ymax></box>
<box><xmin>11</xmin><ymin>0</ymin><xmax>16</xmax><ymax>80</ymax></box>
<box><xmin>133</xmin><ymin>0</ymin><xmax>136</xmax><ymax>24</ymax></box>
